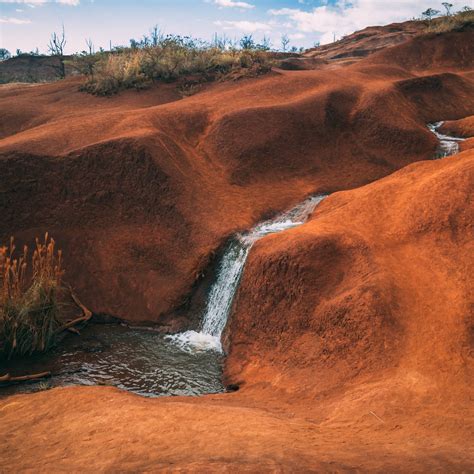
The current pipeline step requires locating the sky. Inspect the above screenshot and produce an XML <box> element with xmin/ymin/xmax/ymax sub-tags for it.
<box><xmin>1</xmin><ymin>0</ymin><xmax>473</xmax><ymax>54</ymax></box>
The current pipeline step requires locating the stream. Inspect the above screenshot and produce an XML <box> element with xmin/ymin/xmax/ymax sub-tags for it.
<box><xmin>427</xmin><ymin>121</ymin><xmax>464</xmax><ymax>158</ymax></box>
<box><xmin>0</xmin><ymin>122</ymin><xmax>464</xmax><ymax>398</ymax></box>
<box><xmin>1</xmin><ymin>196</ymin><xmax>324</xmax><ymax>397</ymax></box>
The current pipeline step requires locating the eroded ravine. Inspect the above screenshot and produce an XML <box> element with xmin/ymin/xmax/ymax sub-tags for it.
<box><xmin>0</xmin><ymin>121</ymin><xmax>465</xmax><ymax>398</ymax></box>
<box><xmin>1</xmin><ymin>196</ymin><xmax>325</xmax><ymax>397</ymax></box>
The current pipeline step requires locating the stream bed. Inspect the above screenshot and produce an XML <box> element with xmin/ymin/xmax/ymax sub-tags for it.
<box><xmin>1</xmin><ymin>196</ymin><xmax>324</xmax><ymax>398</ymax></box>
<box><xmin>0</xmin><ymin>324</ymin><xmax>224</xmax><ymax>397</ymax></box>
<box><xmin>1</xmin><ymin>121</ymin><xmax>464</xmax><ymax>398</ymax></box>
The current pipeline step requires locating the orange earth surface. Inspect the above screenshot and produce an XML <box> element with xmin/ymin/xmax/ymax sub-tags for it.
<box><xmin>0</xmin><ymin>24</ymin><xmax>473</xmax><ymax>471</ymax></box>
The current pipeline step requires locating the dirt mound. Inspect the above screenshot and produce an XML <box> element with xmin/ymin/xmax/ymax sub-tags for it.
<box><xmin>2</xmin><ymin>149</ymin><xmax>473</xmax><ymax>471</ymax></box>
<box><xmin>304</xmin><ymin>21</ymin><xmax>424</xmax><ymax>64</ymax></box>
<box><xmin>0</xmin><ymin>28</ymin><xmax>473</xmax><ymax>325</ymax></box>
<box><xmin>364</xmin><ymin>29</ymin><xmax>474</xmax><ymax>72</ymax></box>
<box><xmin>0</xmin><ymin>54</ymin><xmax>76</xmax><ymax>83</ymax></box>
<box><xmin>440</xmin><ymin>115</ymin><xmax>474</xmax><ymax>152</ymax></box>
<box><xmin>442</xmin><ymin>115</ymin><xmax>474</xmax><ymax>137</ymax></box>
<box><xmin>226</xmin><ymin>149</ymin><xmax>474</xmax><ymax>399</ymax></box>
<box><xmin>278</xmin><ymin>56</ymin><xmax>328</xmax><ymax>71</ymax></box>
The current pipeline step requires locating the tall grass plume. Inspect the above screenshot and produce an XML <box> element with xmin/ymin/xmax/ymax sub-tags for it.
<box><xmin>0</xmin><ymin>234</ymin><xmax>64</xmax><ymax>359</ymax></box>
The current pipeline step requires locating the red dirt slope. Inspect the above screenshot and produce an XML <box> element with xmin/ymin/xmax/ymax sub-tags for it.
<box><xmin>226</xmin><ymin>149</ymin><xmax>474</xmax><ymax>401</ymax></box>
<box><xmin>304</xmin><ymin>21</ymin><xmax>424</xmax><ymax>64</ymax></box>
<box><xmin>1</xmin><ymin>147</ymin><xmax>473</xmax><ymax>472</ymax></box>
<box><xmin>0</xmin><ymin>29</ymin><xmax>473</xmax><ymax>326</ymax></box>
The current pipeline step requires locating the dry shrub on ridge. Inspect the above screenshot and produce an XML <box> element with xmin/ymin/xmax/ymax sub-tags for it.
<box><xmin>425</xmin><ymin>8</ymin><xmax>474</xmax><ymax>33</ymax></box>
<box><xmin>74</xmin><ymin>37</ymin><xmax>274</xmax><ymax>96</ymax></box>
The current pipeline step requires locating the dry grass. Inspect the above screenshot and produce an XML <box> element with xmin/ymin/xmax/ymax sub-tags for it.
<box><xmin>425</xmin><ymin>9</ymin><xmax>474</xmax><ymax>33</ymax></box>
<box><xmin>72</xmin><ymin>37</ymin><xmax>275</xmax><ymax>96</ymax></box>
<box><xmin>0</xmin><ymin>234</ymin><xmax>64</xmax><ymax>359</ymax></box>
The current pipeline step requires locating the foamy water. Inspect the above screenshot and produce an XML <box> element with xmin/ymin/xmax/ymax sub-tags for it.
<box><xmin>428</xmin><ymin>122</ymin><xmax>465</xmax><ymax>158</ymax></box>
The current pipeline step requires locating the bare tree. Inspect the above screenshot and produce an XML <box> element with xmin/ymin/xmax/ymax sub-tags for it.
<box><xmin>281</xmin><ymin>34</ymin><xmax>290</xmax><ymax>52</ymax></box>
<box><xmin>85</xmin><ymin>38</ymin><xmax>94</xmax><ymax>55</ymax></box>
<box><xmin>150</xmin><ymin>25</ymin><xmax>162</xmax><ymax>47</ymax></box>
<box><xmin>48</xmin><ymin>25</ymin><xmax>67</xmax><ymax>79</ymax></box>
<box><xmin>260</xmin><ymin>35</ymin><xmax>271</xmax><ymax>51</ymax></box>
<box><xmin>442</xmin><ymin>2</ymin><xmax>453</xmax><ymax>15</ymax></box>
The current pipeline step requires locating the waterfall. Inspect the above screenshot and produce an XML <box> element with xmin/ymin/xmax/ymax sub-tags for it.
<box><xmin>428</xmin><ymin>122</ymin><xmax>465</xmax><ymax>158</ymax></box>
<box><xmin>167</xmin><ymin>121</ymin><xmax>465</xmax><ymax>355</ymax></box>
<box><xmin>167</xmin><ymin>195</ymin><xmax>325</xmax><ymax>353</ymax></box>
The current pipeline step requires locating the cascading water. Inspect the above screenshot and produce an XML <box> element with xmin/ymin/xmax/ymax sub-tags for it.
<box><xmin>168</xmin><ymin>195</ymin><xmax>326</xmax><ymax>353</ymax></box>
<box><xmin>428</xmin><ymin>122</ymin><xmax>465</xmax><ymax>158</ymax></box>
<box><xmin>167</xmin><ymin>121</ymin><xmax>466</xmax><ymax>355</ymax></box>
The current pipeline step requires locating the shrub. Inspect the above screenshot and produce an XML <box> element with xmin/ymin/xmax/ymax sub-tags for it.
<box><xmin>66</xmin><ymin>51</ymin><xmax>104</xmax><ymax>78</ymax></box>
<box><xmin>75</xmin><ymin>34</ymin><xmax>275</xmax><ymax>96</ymax></box>
<box><xmin>423</xmin><ymin>7</ymin><xmax>474</xmax><ymax>33</ymax></box>
<box><xmin>0</xmin><ymin>234</ymin><xmax>64</xmax><ymax>359</ymax></box>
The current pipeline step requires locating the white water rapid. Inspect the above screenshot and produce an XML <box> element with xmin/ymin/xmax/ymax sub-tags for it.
<box><xmin>167</xmin><ymin>195</ymin><xmax>325</xmax><ymax>353</ymax></box>
<box><xmin>428</xmin><ymin>122</ymin><xmax>465</xmax><ymax>158</ymax></box>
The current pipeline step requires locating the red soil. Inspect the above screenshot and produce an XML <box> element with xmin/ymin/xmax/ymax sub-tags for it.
<box><xmin>0</xmin><ymin>25</ymin><xmax>473</xmax><ymax>471</ymax></box>
<box><xmin>1</xmin><ymin>29</ymin><xmax>473</xmax><ymax>326</ymax></box>
<box><xmin>304</xmin><ymin>21</ymin><xmax>425</xmax><ymax>64</ymax></box>
<box><xmin>2</xmin><ymin>147</ymin><xmax>473</xmax><ymax>473</ymax></box>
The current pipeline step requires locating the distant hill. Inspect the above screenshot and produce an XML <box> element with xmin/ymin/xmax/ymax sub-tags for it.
<box><xmin>0</xmin><ymin>55</ymin><xmax>76</xmax><ymax>83</ymax></box>
<box><xmin>304</xmin><ymin>20</ymin><xmax>425</xmax><ymax>64</ymax></box>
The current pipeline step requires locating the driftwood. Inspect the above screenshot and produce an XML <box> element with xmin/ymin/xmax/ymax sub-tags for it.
<box><xmin>0</xmin><ymin>371</ymin><xmax>51</xmax><ymax>383</ymax></box>
<box><xmin>55</xmin><ymin>285</ymin><xmax>92</xmax><ymax>334</ymax></box>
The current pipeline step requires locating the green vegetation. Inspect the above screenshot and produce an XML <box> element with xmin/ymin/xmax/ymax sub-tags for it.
<box><xmin>0</xmin><ymin>235</ymin><xmax>63</xmax><ymax>359</ymax></box>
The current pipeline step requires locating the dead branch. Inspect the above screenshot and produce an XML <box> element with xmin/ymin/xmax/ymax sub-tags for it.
<box><xmin>55</xmin><ymin>285</ymin><xmax>92</xmax><ymax>333</ymax></box>
<box><xmin>0</xmin><ymin>371</ymin><xmax>51</xmax><ymax>383</ymax></box>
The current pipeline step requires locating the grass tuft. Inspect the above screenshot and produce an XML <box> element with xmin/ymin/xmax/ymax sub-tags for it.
<box><xmin>0</xmin><ymin>234</ymin><xmax>64</xmax><ymax>359</ymax></box>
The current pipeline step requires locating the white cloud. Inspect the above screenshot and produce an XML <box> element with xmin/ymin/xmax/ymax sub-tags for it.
<box><xmin>289</xmin><ymin>32</ymin><xmax>305</xmax><ymax>40</ymax></box>
<box><xmin>211</xmin><ymin>0</ymin><xmax>254</xmax><ymax>9</ymax></box>
<box><xmin>214</xmin><ymin>20</ymin><xmax>272</xmax><ymax>32</ymax></box>
<box><xmin>269</xmin><ymin>0</ymin><xmax>471</xmax><ymax>44</ymax></box>
<box><xmin>0</xmin><ymin>0</ymin><xmax>80</xmax><ymax>5</ymax></box>
<box><xmin>0</xmin><ymin>16</ymin><xmax>31</xmax><ymax>23</ymax></box>
<box><xmin>15</xmin><ymin>7</ymin><xmax>23</xmax><ymax>10</ymax></box>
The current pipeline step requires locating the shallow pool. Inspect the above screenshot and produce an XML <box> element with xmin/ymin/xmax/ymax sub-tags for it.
<box><xmin>0</xmin><ymin>324</ymin><xmax>225</xmax><ymax>397</ymax></box>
